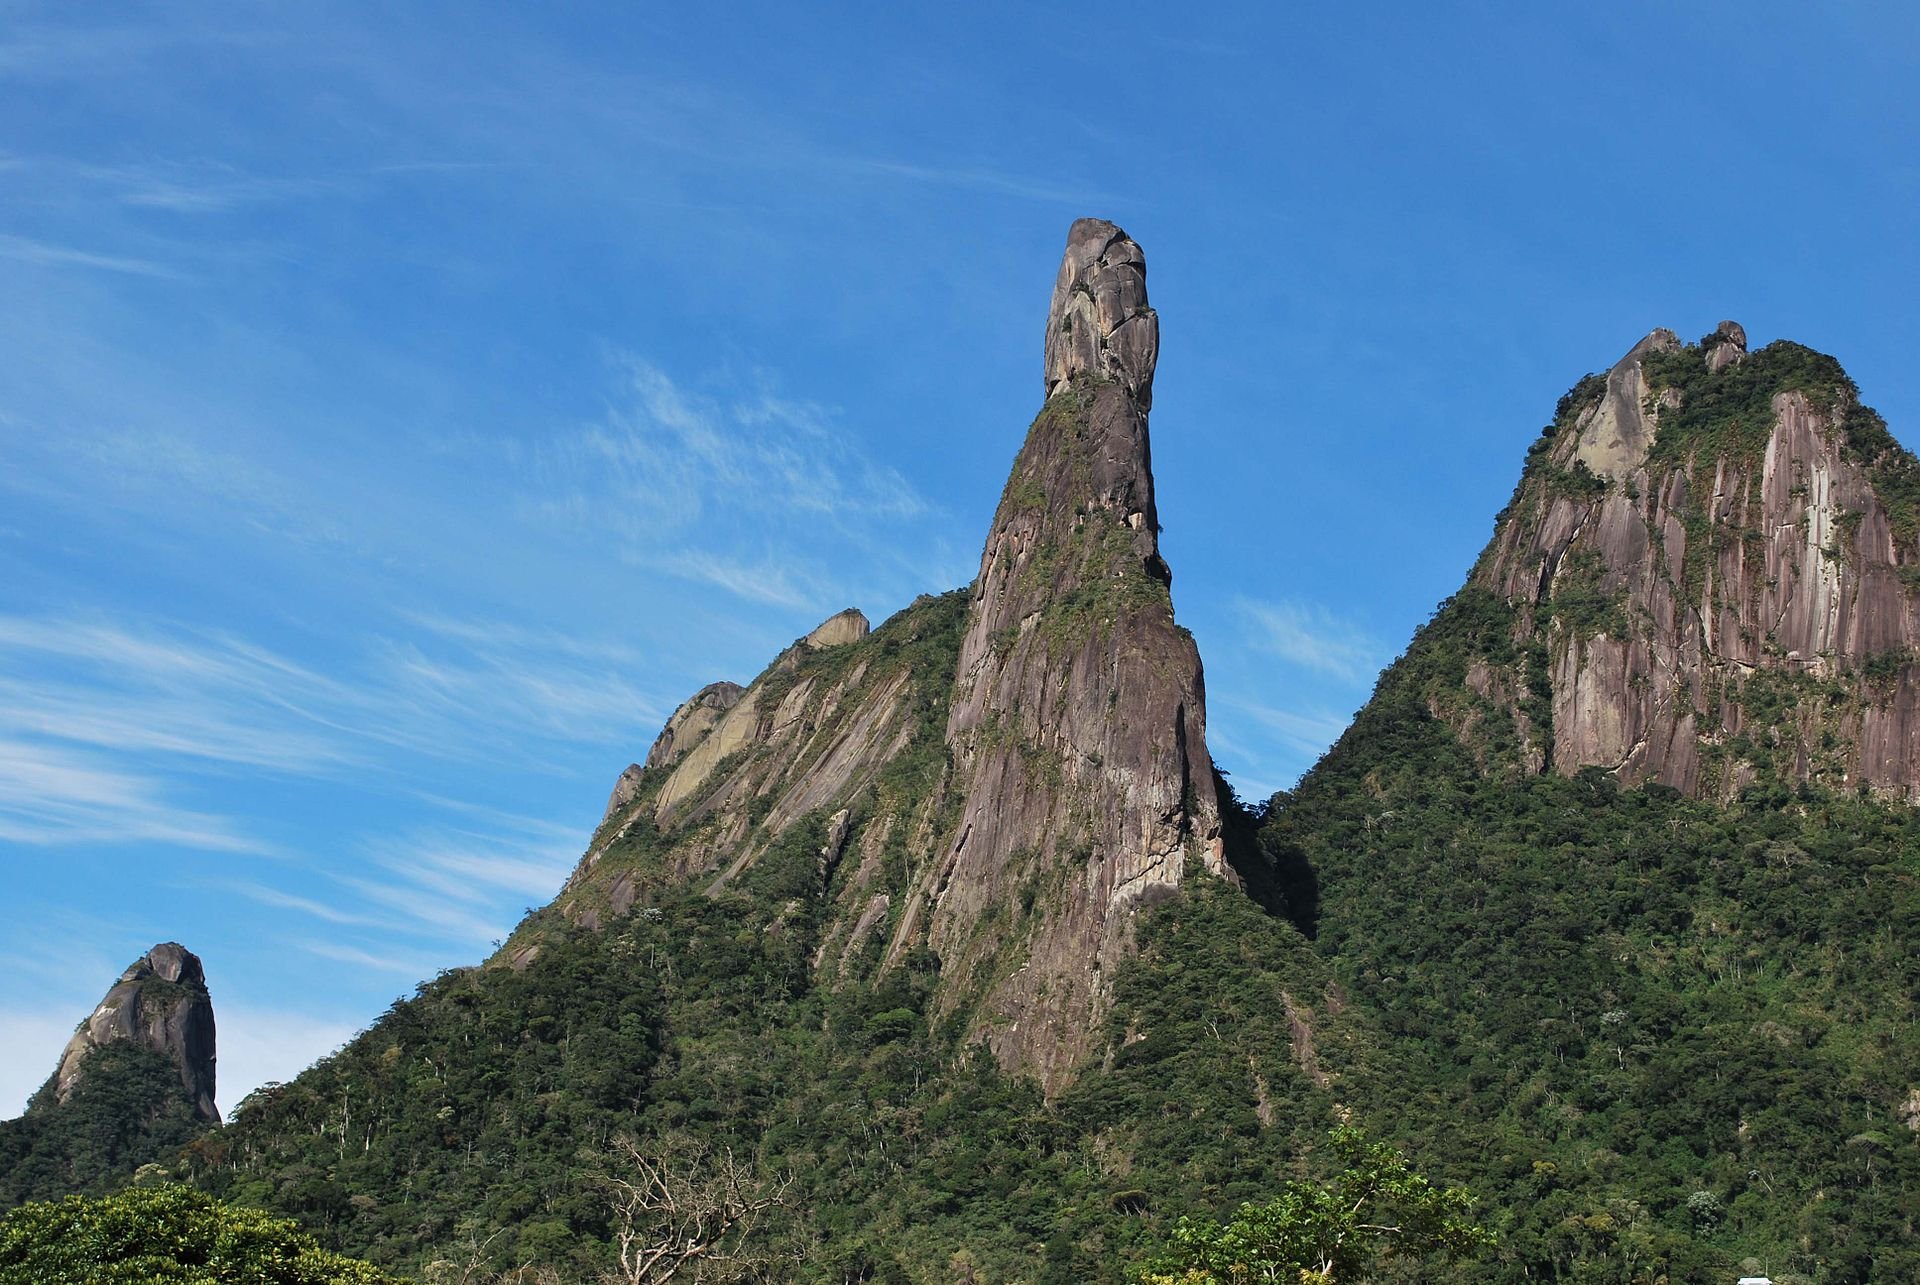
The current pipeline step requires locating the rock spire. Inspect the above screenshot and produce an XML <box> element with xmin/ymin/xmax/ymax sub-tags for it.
<box><xmin>900</xmin><ymin>217</ymin><xmax>1225</xmax><ymax>1091</ymax></box>
<box><xmin>1044</xmin><ymin>217</ymin><xmax>1159</xmax><ymax>408</ymax></box>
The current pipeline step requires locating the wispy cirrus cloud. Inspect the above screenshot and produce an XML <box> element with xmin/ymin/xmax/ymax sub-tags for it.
<box><xmin>0</xmin><ymin>231</ymin><xmax>182</xmax><ymax>278</ymax></box>
<box><xmin>0</xmin><ymin>736</ymin><xmax>266</xmax><ymax>853</ymax></box>
<box><xmin>556</xmin><ymin>357</ymin><xmax>925</xmax><ymax>529</ymax></box>
<box><xmin>1236</xmin><ymin>597</ymin><xmax>1386</xmax><ymax>685</ymax></box>
<box><xmin>1234</xmin><ymin>702</ymin><xmax>1358</xmax><ymax>758</ymax></box>
<box><xmin>527</xmin><ymin>357</ymin><xmax>932</xmax><ymax>612</ymax></box>
<box><xmin>231</xmin><ymin>822</ymin><xmax>578</xmax><ymax>957</ymax></box>
<box><xmin>637</xmin><ymin>548</ymin><xmax>826</xmax><ymax>610</ymax></box>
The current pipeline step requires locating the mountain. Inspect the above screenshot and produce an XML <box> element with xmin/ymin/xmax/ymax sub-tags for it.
<box><xmin>8</xmin><ymin>232</ymin><xmax>1918</xmax><ymax>1284</ymax></box>
<box><xmin>1258</xmin><ymin>330</ymin><xmax>1920</xmax><ymax>1280</ymax></box>
<box><xmin>0</xmin><ymin>944</ymin><xmax>219</xmax><ymax>1206</ymax></box>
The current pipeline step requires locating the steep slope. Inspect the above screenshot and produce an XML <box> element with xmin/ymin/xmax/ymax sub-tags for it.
<box><xmin>178</xmin><ymin>219</ymin><xmax>1332</xmax><ymax>1283</ymax></box>
<box><xmin>1463</xmin><ymin>325</ymin><xmax>1920</xmax><ymax>797</ymax></box>
<box><xmin>1</xmin><ymin>944</ymin><xmax>218</xmax><ymax>1207</ymax></box>
<box><xmin>51</xmin><ymin>943</ymin><xmax>218</xmax><ymax>1125</ymax></box>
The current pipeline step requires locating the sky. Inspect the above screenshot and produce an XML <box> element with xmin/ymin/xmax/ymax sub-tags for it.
<box><xmin>2</xmin><ymin>2</ymin><xmax>1916</xmax><ymax>1118</ymax></box>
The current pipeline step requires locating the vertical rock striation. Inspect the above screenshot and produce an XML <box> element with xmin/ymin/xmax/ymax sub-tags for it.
<box><xmin>896</xmin><ymin>218</ymin><xmax>1225</xmax><ymax>1092</ymax></box>
<box><xmin>51</xmin><ymin>943</ymin><xmax>219</xmax><ymax>1123</ymax></box>
<box><xmin>1466</xmin><ymin>325</ymin><xmax>1920</xmax><ymax>798</ymax></box>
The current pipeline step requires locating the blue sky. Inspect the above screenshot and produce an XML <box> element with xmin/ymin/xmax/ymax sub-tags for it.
<box><xmin>3</xmin><ymin>2</ymin><xmax>1916</xmax><ymax>1115</ymax></box>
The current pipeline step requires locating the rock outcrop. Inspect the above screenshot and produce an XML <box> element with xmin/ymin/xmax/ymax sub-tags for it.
<box><xmin>803</xmin><ymin>608</ymin><xmax>870</xmax><ymax>650</ymax></box>
<box><xmin>51</xmin><ymin>943</ymin><xmax>218</xmax><ymax>1123</ymax></box>
<box><xmin>895</xmin><ymin>217</ymin><xmax>1224</xmax><ymax>1091</ymax></box>
<box><xmin>1464</xmin><ymin>326</ymin><xmax>1920</xmax><ymax>798</ymax></box>
<box><xmin>639</xmin><ymin>682</ymin><xmax>746</xmax><ymax>775</ymax></box>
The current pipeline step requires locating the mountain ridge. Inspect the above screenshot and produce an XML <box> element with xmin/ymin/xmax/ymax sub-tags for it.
<box><xmin>5</xmin><ymin>223</ymin><xmax>1917</xmax><ymax>1283</ymax></box>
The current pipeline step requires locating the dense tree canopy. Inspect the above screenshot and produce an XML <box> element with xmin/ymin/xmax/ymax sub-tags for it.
<box><xmin>0</xmin><ymin>1183</ymin><xmax>404</xmax><ymax>1284</ymax></box>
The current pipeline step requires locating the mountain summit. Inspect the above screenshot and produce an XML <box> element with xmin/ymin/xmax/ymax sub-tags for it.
<box><xmin>925</xmin><ymin>216</ymin><xmax>1225</xmax><ymax>1088</ymax></box>
<box><xmin>1</xmin><ymin>942</ymin><xmax>218</xmax><ymax>1206</ymax></box>
<box><xmin>1444</xmin><ymin>326</ymin><xmax>1920</xmax><ymax>797</ymax></box>
<box><xmin>29</xmin><ymin>231</ymin><xmax>1914</xmax><ymax>1285</ymax></box>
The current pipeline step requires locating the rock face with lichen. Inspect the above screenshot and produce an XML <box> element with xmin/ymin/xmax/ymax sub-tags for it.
<box><xmin>533</xmin><ymin>219</ymin><xmax>1226</xmax><ymax>1091</ymax></box>
<box><xmin>1453</xmin><ymin>323</ymin><xmax>1920</xmax><ymax>798</ymax></box>
<box><xmin>50</xmin><ymin>943</ymin><xmax>219</xmax><ymax>1124</ymax></box>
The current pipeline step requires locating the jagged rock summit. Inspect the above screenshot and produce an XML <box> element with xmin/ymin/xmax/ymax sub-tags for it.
<box><xmin>50</xmin><ymin>942</ymin><xmax>218</xmax><ymax>1123</ymax></box>
<box><xmin>1450</xmin><ymin>323</ymin><xmax>1920</xmax><ymax>798</ymax></box>
<box><xmin>544</xmin><ymin>218</ymin><xmax>1226</xmax><ymax>1091</ymax></box>
<box><xmin>1044</xmin><ymin>217</ymin><xmax>1158</xmax><ymax>408</ymax></box>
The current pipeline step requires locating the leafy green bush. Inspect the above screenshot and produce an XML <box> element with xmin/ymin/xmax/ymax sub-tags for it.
<box><xmin>0</xmin><ymin>1183</ymin><xmax>405</xmax><ymax>1283</ymax></box>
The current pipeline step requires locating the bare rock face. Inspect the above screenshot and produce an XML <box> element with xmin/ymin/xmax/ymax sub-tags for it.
<box><xmin>1470</xmin><ymin>326</ymin><xmax>1920</xmax><ymax>799</ymax></box>
<box><xmin>1704</xmin><ymin>319</ymin><xmax>1748</xmax><ymax>374</ymax></box>
<box><xmin>1044</xmin><ymin>218</ymin><xmax>1158</xmax><ymax>409</ymax></box>
<box><xmin>551</xmin><ymin>595</ymin><xmax>957</xmax><ymax>930</ymax></box>
<box><xmin>803</xmin><ymin>608</ymin><xmax>870</xmax><ymax>650</ymax></box>
<box><xmin>640</xmin><ymin>681</ymin><xmax>746</xmax><ymax>775</ymax></box>
<box><xmin>52</xmin><ymin>943</ymin><xmax>218</xmax><ymax>1123</ymax></box>
<box><xmin>896</xmin><ymin>218</ymin><xmax>1225</xmax><ymax>1093</ymax></box>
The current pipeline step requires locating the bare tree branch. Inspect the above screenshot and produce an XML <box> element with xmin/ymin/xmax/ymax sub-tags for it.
<box><xmin>598</xmin><ymin>1136</ymin><xmax>792</xmax><ymax>1284</ymax></box>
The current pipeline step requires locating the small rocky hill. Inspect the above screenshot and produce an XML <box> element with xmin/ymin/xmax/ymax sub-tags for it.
<box><xmin>49</xmin><ymin>943</ymin><xmax>219</xmax><ymax>1125</ymax></box>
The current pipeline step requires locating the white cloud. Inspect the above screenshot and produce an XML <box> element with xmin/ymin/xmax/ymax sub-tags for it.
<box><xmin>1237</xmin><ymin>598</ymin><xmax>1386</xmax><ymax>684</ymax></box>
<box><xmin>640</xmin><ymin>548</ymin><xmax>824</xmax><ymax>609</ymax></box>
<box><xmin>294</xmin><ymin>941</ymin><xmax>449</xmax><ymax>981</ymax></box>
<box><xmin>0</xmin><ymin>737</ymin><xmax>267</xmax><ymax>853</ymax></box>
<box><xmin>0</xmin><ymin>1010</ymin><xmax>76</xmax><ymax>1119</ymax></box>
<box><xmin>214</xmin><ymin>1004</ymin><xmax>362</xmax><ymax>1119</ymax></box>
<box><xmin>1235</xmin><ymin>701</ymin><xmax>1358</xmax><ymax>758</ymax></box>
<box><xmin>0</xmin><ymin>232</ymin><xmax>181</xmax><ymax>278</ymax></box>
<box><xmin>527</xmin><ymin>358</ymin><xmax>931</xmax><ymax>613</ymax></box>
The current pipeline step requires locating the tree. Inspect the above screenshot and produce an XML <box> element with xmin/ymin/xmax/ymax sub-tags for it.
<box><xmin>1137</xmin><ymin>1126</ymin><xmax>1494</xmax><ymax>1284</ymax></box>
<box><xmin>598</xmin><ymin>1135</ymin><xmax>792</xmax><ymax>1284</ymax></box>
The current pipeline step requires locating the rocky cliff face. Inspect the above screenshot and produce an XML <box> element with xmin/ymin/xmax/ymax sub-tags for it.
<box><xmin>1462</xmin><ymin>325</ymin><xmax>1920</xmax><ymax>798</ymax></box>
<box><xmin>49</xmin><ymin>943</ymin><xmax>218</xmax><ymax>1124</ymax></box>
<box><xmin>537</xmin><ymin>219</ymin><xmax>1227</xmax><ymax>1091</ymax></box>
<box><xmin>894</xmin><ymin>217</ymin><xmax>1225</xmax><ymax>1090</ymax></box>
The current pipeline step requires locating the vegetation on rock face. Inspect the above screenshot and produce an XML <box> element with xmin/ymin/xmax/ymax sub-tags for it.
<box><xmin>1642</xmin><ymin>339</ymin><xmax>1859</xmax><ymax>470</ymax></box>
<box><xmin>8</xmin><ymin>292</ymin><xmax>1920</xmax><ymax>1285</ymax></box>
<box><xmin>0</xmin><ymin>1044</ymin><xmax>206</xmax><ymax>1208</ymax></box>
<box><xmin>0</xmin><ymin>1183</ymin><xmax>405</xmax><ymax>1284</ymax></box>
